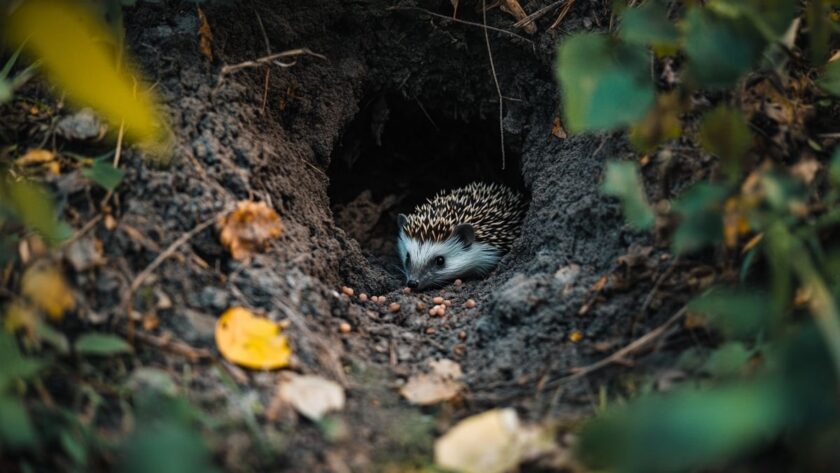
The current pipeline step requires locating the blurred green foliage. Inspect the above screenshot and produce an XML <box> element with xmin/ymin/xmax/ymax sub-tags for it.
<box><xmin>556</xmin><ymin>0</ymin><xmax>840</xmax><ymax>471</ymax></box>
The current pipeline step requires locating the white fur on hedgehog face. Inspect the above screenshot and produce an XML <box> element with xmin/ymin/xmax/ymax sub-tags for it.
<box><xmin>397</xmin><ymin>230</ymin><xmax>501</xmax><ymax>290</ymax></box>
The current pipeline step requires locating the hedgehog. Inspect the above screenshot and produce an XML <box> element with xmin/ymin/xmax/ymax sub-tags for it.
<box><xmin>397</xmin><ymin>182</ymin><xmax>527</xmax><ymax>290</ymax></box>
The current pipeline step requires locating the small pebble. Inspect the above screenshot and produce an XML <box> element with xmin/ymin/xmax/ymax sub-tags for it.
<box><xmin>443</xmin><ymin>299</ymin><xmax>452</xmax><ymax>307</ymax></box>
<box><xmin>339</xmin><ymin>322</ymin><xmax>351</xmax><ymax>333</ymax></box>
<box><xmin>279</xmin><ymin>320</ymin><xmax>291</xmax><ymax>329</ymax></box>
<box><xmin>402</xmin><ymin>287</ymin><xmax>411</xmax><ymax>294</ymax></box>
<box><xmin>377</xmin><ymin>296</ymin><xmax>386</xmax><ymax>304</ymax></box>
<box><xmin>428</xmin><ymin>307</ymin><xmax>438</xmax><ymax>316</ymax></box>
<box><xmin>341</xmin><ymin>286</ymin><xmax>354</xmax><ymax>297</ymax></box>
<box><xmin>454</xmin><ymin>279</ymin><xmax>463</xmax><ymax>287</ymax></box>
<box><xmin>425</xmin><ymin>327</ymin><xmax>437</xmax><ymax>335</ymax></box>
<box><xmin>358</xmin><ymin>293</ymin><xmax>368</xmax><ymax>302</ymax></box>
<box><xmin>452</xmin><ymin>344</ymin><xmax>466</xmax><ymax>357</ymax></box>
<box><xmin>569</xmin><ymin>330</ymin><xmax>584</xmax><ymax>343</ymax></box>
<box><xmin>458</xmin><ymin>331</ymin><xmax>466</xmax><ymax>340</ymax></box>
<box><xmin>415</xmin><ymin>302</ymin><xmax>426</xmax><ymax>311</ymax></box>
<box><xmin>389</xmin><ymin>302</ymin><xmax>401</xmax><ymax>313</ymax></box>
<box><xmin>465</xmin><ymin>299</ymin><xmax>476</xmax><ymax>308</ymax></box>
<box><xmin>432</xmin><ymin>296</ymin><xmax>444</xmax><ymax>305</ymax></box>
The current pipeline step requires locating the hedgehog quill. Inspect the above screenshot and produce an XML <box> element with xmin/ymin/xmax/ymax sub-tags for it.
<box><xmin>397</xmin><ymin>182</ymin><xmax>527</xmax><ymax>290</ymax></box>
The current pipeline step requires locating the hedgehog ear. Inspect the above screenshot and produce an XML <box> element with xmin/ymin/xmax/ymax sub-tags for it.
<box><xmin>397</xmin><ymin>214</ymin><xmax>408</xmax><ymax>230</ymax></box>
<box><xmin>451</xmin><ymin>223</ymin><xmax>475</xmax><ymax>248</ymax></box>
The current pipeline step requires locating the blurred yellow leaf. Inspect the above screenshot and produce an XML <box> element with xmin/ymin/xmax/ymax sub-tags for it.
<box><xmin>217</xmin><ymin>201</ymin><xmax>284</xmax><ymax>260</ymax></box>
<box><xmin>215</xmin><ymin>307</ymin><xmax>291</xmax><ymax>370</ymax></box>
<box><xmin>434</xmin><ymin>409</ymin><xmax>556</xmax><ymax>473</ymax></box>
<box><xmin>15</xmin><ymin>149</ymin><xmax>55</xmax><ymax>167</ymax></box>
<box><xmin>21</xmin><ymin>262</ymin><xmax>75</xmax><ymax>320</ymax></box>
<box><xmin>6</xmin><ymin>0</ymin><xmax>164</xmax><ymax>144</ymax></box>
<box><xmin>4</xmin><ymin>301</ymin><xmax>39</xmax><ymax>338</ymax></box>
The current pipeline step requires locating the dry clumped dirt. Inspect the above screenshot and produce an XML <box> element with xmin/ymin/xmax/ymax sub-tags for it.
<box><xmin>16</xmin><ymin>0</ymin><xmax>699</xmax><ymax>470</ymax></box>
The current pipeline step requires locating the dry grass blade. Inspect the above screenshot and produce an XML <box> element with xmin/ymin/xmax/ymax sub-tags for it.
<box><xmin>513</xmin><ymin>0</ymin><xmax>567</xmax><ymax>29</ymax></box>
<box><xmin>219</xmin><ymin>48</ymin><xmax>327</xmax><ymax>77</ymax></box>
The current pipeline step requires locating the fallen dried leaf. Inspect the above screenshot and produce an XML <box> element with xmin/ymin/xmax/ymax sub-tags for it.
<box><xmin>217</xmin><ymin>201</ymin><xmax>283</xmax><ymax>260</ymax></box>
<box><xmin>277</xmin><ymin>373</ymin><xmax>345</xmax><ymax>421</ymax></box>
<box><xmin>400</xmin><ymin>358</ymin><xmax>463</xmax><ymax>405</ymax></box>
<box><xmin>215</xmin><ymin>307</ymin><xmax>291</xmax><ymax>370</ymax></box>
<box><xmin>16</xmin><ymin>149</ymin><xmax>56</xmax><ymax>167</ymax></box>
<box><xmin>21</xmin><ymin>262</ymin><xmax>75</xmax><ymax>320</ymax></box>
<box><xmin>434</xmin><ymin>408</ymin><xmax>556</xmax><ymax>473</ymax></box>
<box><xmin>501</xmin><ymin>0</ymin><xmax>536</xmax><ymax>34</ymax></box>
<box><xmin>790</xmin><ymin>158</ymin><xmax>821</xmax><ymax>184</ymax></box>
<box><xmin>197</xmin><ymin>6</ymin><xmax>213</xmax><ymax>61</ymax></box>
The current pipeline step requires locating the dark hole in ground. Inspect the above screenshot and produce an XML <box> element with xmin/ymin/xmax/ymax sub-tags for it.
<box><xmin>327</xmin><ymin>93</ymin><xmax>526</xmax><ymax>271</ymax></box>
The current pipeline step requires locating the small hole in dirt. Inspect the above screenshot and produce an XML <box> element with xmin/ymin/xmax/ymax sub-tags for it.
<box><xmin>328</xmin><ymin>93</ymin><xmax>525</xmax><ymax>264</ymax></box>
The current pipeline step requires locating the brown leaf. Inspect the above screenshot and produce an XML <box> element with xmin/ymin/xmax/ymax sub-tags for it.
<box><xmin>551</xmin><ymin>117</ymin><xmax>567</xmax><ymax>140</ymax></box>
<box><xmin>217</xmin><ymin>201</ymin><xmax>283</xmax><ymax>260</ymax></box>
<box><xmin>790</xmin><ymin>157</ymin><xmax>821</xmax><ymax>184</ymax></box>
<box><xmin>197</xmin><ymin>7</ymin><xmax>213</xmax><ymax>61</ymax></box>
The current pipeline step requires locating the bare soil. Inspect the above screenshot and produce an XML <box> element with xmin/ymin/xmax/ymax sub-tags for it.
<box><xmin>5</xmin><ymin>1</ymin><xmax>704</xmax><ymax>470</ymax></box>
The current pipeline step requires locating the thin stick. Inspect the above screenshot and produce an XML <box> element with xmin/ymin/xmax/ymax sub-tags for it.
<box><xmin>513</xmin><ymin>0</ymin><xmax>566</xmax><ymax>29</ymax></box>
<box><xmin>387</xmin><ymin>6</ymin><xmax>533</xmax><ymax>43</ymax></box>
<box><xmin>483</xmin><ymin>0</ymin><xmax>506</xmax><ymax>170</ymax></box>
<box><xmin>220</xmin><ymin>49</ymin><xmax>327</xmax><ymax>76</ymax></box>
<box><xmin>122</xmin><ymin>218</ymin><xmax>216</xmax><ymax>338</ymax></box>
<box><xmin>61</xmin><ymin>214</ymin><xmax>103</xmax><ymax>248</ymax></box>
<box><xmin>254</xmin><ymin>8</ymin><xmax>272</xmax><ymax>113</ymax></box>
<box><xmin>548</xmin><ymin>306</ymin><xmax>686</xmax><ymax>387</ymax></box>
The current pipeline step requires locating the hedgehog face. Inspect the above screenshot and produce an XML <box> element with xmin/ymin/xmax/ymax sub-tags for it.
<box><xmin>397</xmin><ymin>220</ymin><xmax>501</xmax><ymax>290</ymax></box>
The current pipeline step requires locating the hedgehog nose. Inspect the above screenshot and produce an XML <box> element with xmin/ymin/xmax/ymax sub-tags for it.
<box><xmin>407</xmin><ymin>279</ymin><xmax>419</xmax><ymax>289</ymax></box>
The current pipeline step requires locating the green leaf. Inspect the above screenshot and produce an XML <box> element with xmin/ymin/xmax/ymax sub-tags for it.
<box><xmin>701</xmin><ymin>342</ymin><xmax>754</xmax><ymax>378</ymax></box>
<box><xmin>577</xmin><ymin>380</ymin><xmax>789</xmax><ymax>473</ymax></box>
<box><xmin>672</xmin><ymin>183</ymin><xmax>729</xmax><ymax>254</ymax></box>
<box><xmin>38</xmin><ymin>321</ymin><xmax>70</xmax><ymax>355</ymax></box>
<box><xmin>698</xmin><ymin>106</ymin><xmax>752</xmax><ymax>181</ymax></box>
<box><xmin>81</xmin><ymin>159</ymin><xmax>124</xmax><ymax>191</ymax></box>
<box><xmin>619</xmin><ymin>2</ymin><xmax>679</xmax><ymax>53</ymax></box>
<box><xmin>684</xmin><ymin>7</ymin><xmax>766</xmax><ymax>89</ymax></box>
<box><xmin>556</xmin><ymin>33</ymin><xmax>655</xmax><ymax>132</ymax></box>
<box><xmin>74</xmin><ymin>333</ymin><xmax>133</xmax><ymax>356</ymax></box>
<box><xmin>0</xmin><ymin>178</ymin><xmax>72</xmax><ymax>244</ymax></box>
<box><xmin>806</xmin><ymin>0</ymin><xmax>830</xmax><ymax>65</ymax></box>
<box><xmin>710</xmin><ymin>0</ymin><xmax>797</xmax><ymax>41</ymax></box>
<box><xmin>0</xmin><ymin>396</ymin><xmax>37</xmax><ymax>448</ymax></box>
<box><xmin>0</xmin><ymin>331</ymin><xmax>43</xmax><ymax>392</ymax></box>
<box><xmin>601</xmin><ymin>161</ymin><xmax>654</xmax><ymax>230</ymax></box>
<box><xmin>830</xmin><ymin>147</ymin><xmax>840</xmax><ymax>187</ymax></box>
<box><xmin>689</xmin><ymin>288</ymin><xmax>771</xmax><ymax>338</ymax></box>
<box><xmin>817</xmin><ymin>60</ymin><xmax>840</xmax><ymax>96</ymax></box>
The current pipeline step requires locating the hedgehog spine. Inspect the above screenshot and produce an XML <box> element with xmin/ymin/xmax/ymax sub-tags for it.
<box><xmin>397</xmin><ymin>182</ymin><xmax>526</xmax><ymax>289</ymax></box>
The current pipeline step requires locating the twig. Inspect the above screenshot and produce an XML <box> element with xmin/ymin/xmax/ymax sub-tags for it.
<box><xmin>483</xmin><ymin>0</ymin><xmax>506</xmax><ymax>170</ymax></box>
<box><xmin>254</xmin><ymin>8</ymin><xmax>272</xmax><ymax>113</ymax></box>
<box><xmin>118</xmin><ymin>326</ymin><xmax>212</xmax><ymax>362</ymax></box>
<box><xmin>219</xmin><ymin>49</ymin><xmax>327</xmax><ymax>76</ymax></box>
<box><xmin>61</xmin><ymin>214</ymin><xmax>103</xmax><ymax>248</ymax></box>
<box><xmin>513</xmin><ymin>0</ymin><xmax>566</xmax><ymax>29</ymax></box>
<box><xmin>548</xmin><ymin>0</ymin><xmax>575</xmax><ymax>30</ymax></box>
<box><xmin>386</xmin><ymin>6</ymin><xmax>533</xmax><ymax>43</ymax></box>
<box><xmin>547</xmin><ymin>306</ymin><xmax>686</xmax><ymax>387</ymax></box>
<box><xmin>122</xmin><ymin>217</ymin><xmax>216</xmax><ymax>338</ymax></box>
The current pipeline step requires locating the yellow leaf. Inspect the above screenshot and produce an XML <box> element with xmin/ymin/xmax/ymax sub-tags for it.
<box><xmin>217</xmin><ymin>201</ymin><xmax>284</xmax><ymax>260</ymax></box>
<box><xmin>215</xmin><ymin>307</ymin><xmax>291</xmax><ymax>370</ymax></box>
<box><xmin>4</xmin><ymin>301</ymin><xmax>39</xmax><ymax>338</ymax></box>
<box><xmin>434</xmin><ymin>409</ymin><xmax>556</xmax><ymax>473</ymax></box>
<box><xmin>15</xmin><ymin>149</ymin><xmax>55</xmax><ymax>167</ymax></box>
<box><xmin>6</xmin><ymin>0</ymin><xmax>165</xmax><ymax>144</ymax></box>
<box><xmin>21</xmin><ymin>262</ymin><xmax>75</xmax><ymax>320</ymax></box>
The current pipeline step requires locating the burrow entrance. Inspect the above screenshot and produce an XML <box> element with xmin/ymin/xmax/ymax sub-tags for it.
<box><xmin>327</xmin><ymin>93</ymin><xmax>526</xmax><ymax>272</ymax></box>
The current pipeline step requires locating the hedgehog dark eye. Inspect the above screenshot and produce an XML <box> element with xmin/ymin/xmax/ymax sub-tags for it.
<box><xmin>405</xmin><ymin>252</ymin><xmax>411</xmax><ymax>265</ymax></box>
<box><xmin>435</xmin><ymin>256</ymin><xmax>445</xmax><ymax>267</ymax></box>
